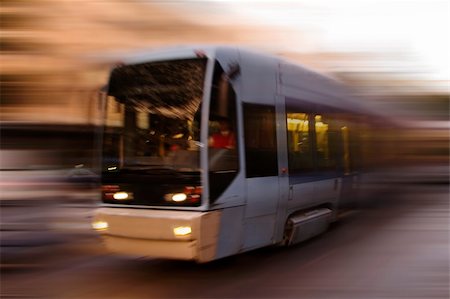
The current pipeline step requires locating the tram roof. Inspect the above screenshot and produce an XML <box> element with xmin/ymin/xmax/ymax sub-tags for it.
<box><xmin>105</xmin><ymin>45</ymin><xmax>390</xmax><ymax>122</ymax></box>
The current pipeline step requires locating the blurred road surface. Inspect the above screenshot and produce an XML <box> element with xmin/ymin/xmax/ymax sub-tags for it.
<box><xmin>1</xmin><ymin>183</ymin><xmax>448</xmax><ymax>299</ymax></box>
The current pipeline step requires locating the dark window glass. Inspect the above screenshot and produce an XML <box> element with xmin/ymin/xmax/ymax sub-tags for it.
<box><xmin>101</xmin><ymin>58</ymin><xmax>207</xmax><ymax>207</ymax></box>
<box><xmin>243</xmin><ymin>104</ymin><xmax>277</xmax><ymax>177</ymax></box>
<box><xmin>208</xmin><ymin>61</ymin><xmax>239</xmax><ymax>201</ymax></box>
<box><xmin>323</xmin><ymin>113</ymin><xmax>360</xmax><ymax>174</ymax></box>
<box><xmin>341</xmin><ymin>120</ymin><xmax>362</xmax><ymax>174</ymax></box>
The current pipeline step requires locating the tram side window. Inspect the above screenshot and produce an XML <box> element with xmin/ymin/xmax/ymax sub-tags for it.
<box><xmin>342</xmin><ymin>121</ymin><xmax>362</xmax><ymax>174</ymax></box>
<box><xmin>208</xmin><ymin>61</ymin><xmax>239</xmax><ymax>201</ymax></box>
<box><xmin>315</xmin><ymin>114</ymin><xmax>338</xmax><ymax>172</ymax></box>
<box><xmin>243</xmin><ymin>104</ymin><xmax>278</xmax><ymax>178</ymax></box>
<box><xmin>286</xmin><ymin>112</ymin><xmax>314</xmax><ymax>174</ymax></box>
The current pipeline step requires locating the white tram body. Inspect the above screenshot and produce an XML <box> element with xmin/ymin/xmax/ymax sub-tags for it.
<box><xmin>93</xmin><ymin>46</ymin><xmax>385</xmax><ymax>262</ymax></box>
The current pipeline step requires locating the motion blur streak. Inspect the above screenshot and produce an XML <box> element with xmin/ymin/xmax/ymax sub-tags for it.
<box><xmin>1</xmin><ymin>0</ymin><xmax>448</xmax><ymax>298</ymax></box>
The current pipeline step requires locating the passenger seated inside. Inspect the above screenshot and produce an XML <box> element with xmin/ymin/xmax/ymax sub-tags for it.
<box><xmin>209</xmin><ymin>119</ymin><xmax>235</xmax><ymax>149</ymax></box>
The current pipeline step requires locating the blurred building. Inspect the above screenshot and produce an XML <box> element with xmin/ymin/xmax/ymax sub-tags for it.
<box><xmin>1</xmin><ymin>0</ymin><xmax>448</xmax><ymax>176</ymax></box>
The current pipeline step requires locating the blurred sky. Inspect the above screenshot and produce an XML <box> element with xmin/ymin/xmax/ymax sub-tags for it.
<box><xmin>3</xmin><ymin>0</ymin><xmax>448</xmax><ymax>84</ymax></box>
<box><xmin>157</xmin><ymin>0</ymin><xmax>449</xmax><ymax>83</ymax></box>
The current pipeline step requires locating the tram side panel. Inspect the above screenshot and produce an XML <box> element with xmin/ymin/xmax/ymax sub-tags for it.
<box><xmin>210</xmin><ymin>49</ymin><xmax>282</xmax><ymax>257</ymax></box>
<box><xmin>276</xmin><ymin>63</ymin><xmax>374</xmax><ymax>243</ymax></box>
<box><xmin>237</xmin><ymin>50</ymin><xmax>283</xmax><ymax>251</ymax></box>
<box><xmin>197</xmin><ymin>52</ymin><xmax>247</xmax><ymax>261</ymax></box>
<box><xmin>280</xmin><ymin>94</ymin><xmax>342</xmax><ymax>216</ymax></box>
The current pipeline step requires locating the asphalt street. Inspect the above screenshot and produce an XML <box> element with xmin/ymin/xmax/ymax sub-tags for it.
<box><xmin>1</xmin><ymin>184</ymin><xmax>448</xmax><ymax>299</ymax></box>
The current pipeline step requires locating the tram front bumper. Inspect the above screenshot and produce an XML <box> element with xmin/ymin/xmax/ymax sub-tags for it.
<box><xmin>93</xmin><ymin>208</ymin><xmax>221</xmax><ymax>263</ymax></box>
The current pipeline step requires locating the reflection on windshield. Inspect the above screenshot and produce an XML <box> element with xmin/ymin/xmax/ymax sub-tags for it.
<box><xmin>102</xmin><ymin>58</ymin><xmax>207</xmax><ymax>173</ymax></box>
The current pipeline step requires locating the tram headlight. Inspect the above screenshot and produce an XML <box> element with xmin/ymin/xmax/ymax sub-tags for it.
<box><xmin>165</xmin><ymin>193</ymin><xmax>188</xmax><ymax>202</ymax></box>
<box><xmin>173</xmin><ymin>226</ymin><xmax>192</xmax><ymax>236</ymax></box>
<box><xmin>113</xmin><ymin>192</ymin><xmax>130</xmax><ymax>200</ymax></box>
<box><xmin>92</xmin><ymin>220</ymin><xmax>108</xmax><ymax>231</ymax></box>
<box><xmin>164</xmin><ymin>186</ymin><xmax>202</xmax><ymax>203</ymax></box>
<box><xmin>172</xmin><ymin>193</ymin><xmax>188</xmax><ymax>202</ymax></box>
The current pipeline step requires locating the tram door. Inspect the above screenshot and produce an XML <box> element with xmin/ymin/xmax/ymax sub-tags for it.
<box><xmin>242</xmin><ymin>101</ymin><xmax>287</xmax><ymax>249</ymax></box>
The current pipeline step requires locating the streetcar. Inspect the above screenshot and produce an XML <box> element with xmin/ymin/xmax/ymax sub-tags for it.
<box><xmin>93</xmin><ymin>46</ymin><xmax>390</xmax><ymax>262</ymax></box>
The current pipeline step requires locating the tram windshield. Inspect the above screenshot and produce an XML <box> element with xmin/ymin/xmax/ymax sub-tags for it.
<box><xmin>103</xmin><ymin>58</ymin><xmax>206</xmax><ymax>172</ymax></box>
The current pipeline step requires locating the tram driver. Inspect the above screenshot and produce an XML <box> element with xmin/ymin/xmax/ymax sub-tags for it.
<box><xmin>209</xmin><ymin>119</ymin><xmax>235</xmax><ymax>149</ymax></box>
